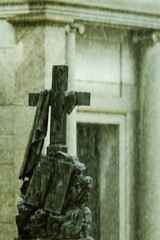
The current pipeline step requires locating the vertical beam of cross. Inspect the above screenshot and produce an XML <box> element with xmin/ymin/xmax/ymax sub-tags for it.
<box><xmin>48</xmin><ymin>65</ymin><xmax>68</xmax><ymax>154</ymax></box>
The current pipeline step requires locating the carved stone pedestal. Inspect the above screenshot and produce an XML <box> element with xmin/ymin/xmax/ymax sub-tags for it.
<box><xmin>12</xmin><ymin>152</ymin><xmax>94</xmax><ymax>240</ymax></box>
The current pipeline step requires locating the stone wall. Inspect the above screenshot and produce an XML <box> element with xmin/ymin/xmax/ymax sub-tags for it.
<box><xmin>0</xmin><ymin>20</ymin><xmax>17</xmax><ymax>240</ymax></box>
<box><xmin>0</xmin><ymin>21</ymin><xmax>45</xmax><ymax>239</ymax></box>
<box><xmin>0</xmin><ymin>19</ymin><xmax>67</xmax><ymax>239</ymax></box>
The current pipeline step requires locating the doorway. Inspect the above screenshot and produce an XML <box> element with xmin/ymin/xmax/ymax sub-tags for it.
<box><xmin>77</xmin><ymin>123</ymin><xmax>119</xmax><ymax>240</ymax></box>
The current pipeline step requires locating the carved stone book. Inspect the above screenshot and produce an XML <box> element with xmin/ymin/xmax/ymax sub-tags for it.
<box><xmin>24</xmin><ymin>155</ymin><xmax>73</xmax><ymax>214</ymax></box>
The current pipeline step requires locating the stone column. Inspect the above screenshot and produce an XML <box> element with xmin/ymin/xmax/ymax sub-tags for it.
<box><xmin>0</xmin><ymin>20</ymin><xmax>16</xmax><ymax>240</ymax></box>
<box><xmin>139</xmin><ymin>33</ymin><xmax>160</xmax><ymax>240</ymax></box>
<box><xmin>66</xmin><ymin>24</ymin><xmax>85</xmax><ymax>155</ymax></box>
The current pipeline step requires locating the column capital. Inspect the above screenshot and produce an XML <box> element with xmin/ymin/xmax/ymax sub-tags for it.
<box><xmin>133</xmin><ymin>32</ymin><xmax>160</xmax><ymax>44</ymax></box>
<box><xmin>65</xmin><ymin>23</ymin><xmax>85</xmax><ymax>35</ymax></box>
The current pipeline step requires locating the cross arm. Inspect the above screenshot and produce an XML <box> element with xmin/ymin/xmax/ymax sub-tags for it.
<box><xmin>64</xmin><ymin>91</ymin><xmax>90</xmax><ymax>114</ymax></box>
<box><xmin>29</xmin><ymin>91</ymin><xmax>90</xmax><ymax>108</ymax></box>
<box><xmin>29</xmin><ymin>91</ymin><xmax>51</xmax><ymax>106</ymax></box>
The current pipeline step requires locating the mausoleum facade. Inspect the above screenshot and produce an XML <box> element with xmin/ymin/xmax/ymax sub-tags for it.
<box><xmin>0</xmin><ymin>1</ymin><xmax>160</xmax><ymax>239</ymax></box>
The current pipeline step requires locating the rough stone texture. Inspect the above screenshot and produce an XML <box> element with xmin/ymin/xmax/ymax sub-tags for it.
<box><xmin>0</xmin><ymin>192</ymin><xmax>15</xmax><ymax>222</ymax></box>
<box><xmin>0</xmin><ymin>107</ymin><xmax>14</xmax><ymax>135</ymax></box>
<box><xmin>0</xmin><ymin>20</ymin><xmax>15</xmax><ymax>105</ymax></box>
<box><xmin>0</xmin><ymin>223</ymin><xmax>17</xmax><ymax>240</ymax></box>
<box><xmin>0</xmin><ymin>21</ymin><xmax>46</xmax><ymax>238</ymax></box>
<box><xmin>0</xmin><ymin>20</ymin><xmax>17</xmax><ymax>237</ymax></box>
<box><xmin>75</xmin><ymin>27</ymin><xmax>137</xmax><ymax>112</ymax></box>
<box><xmin>10</xmin><ymin>24</ymin><xmax>47</xmax><ymax>237</ymax></box>
<box><xmin>0</xmin><ymin>47</ymin><xmax>15</xmax><ymax>105</ymax></box>
<box><xmin>0</xmin><ymin>165</ymin><xmax>14</xmax><ymax>192</ymax></box>
<box><xmin>139</xmin><ymin>42</ymin><xmax>160</xmax><ymax>240</ymax></box>
<box><xmin>44</xmin><ymin>26</ymin><xmax>66</xmax><ymax>88</ymax></box>
<box><xmin>14</xmin><ymin>107</ymin><xmax>35</xmax><ymax>151</ymax></box>
<box><xmin>0</xmin><ymin>0</ymin><xmax>160</xmax><ymax>14</ymax></box>
<box><xmin>0</xmin><ymin>136</ymin><xmax>14</xmax><ymax>164</ymax></box>
<box><xmin>14</xmin><ymin>25</ymin><xmax>45</xmax><ymax>105</ymax></box>
<box><xmin>14</xmin><ymin>153</ymin><xmax>94</xmax><ymax>239</ymax></box>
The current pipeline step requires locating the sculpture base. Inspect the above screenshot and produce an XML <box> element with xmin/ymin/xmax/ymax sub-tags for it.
<box><xmin>13</xmin><ymin>152</ymin><xmax>94</xmax><ymax>240</ymax></box>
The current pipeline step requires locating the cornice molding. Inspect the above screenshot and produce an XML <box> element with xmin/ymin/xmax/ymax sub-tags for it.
<box><xmin>133</xmin><ymin>32</ymin><xmax>160</xmax><ymax>44</ymax></box>
<box><xmin>1</xmin><ymin>1</ymin><xmax>160</xmax><ymax>30</ymax></box>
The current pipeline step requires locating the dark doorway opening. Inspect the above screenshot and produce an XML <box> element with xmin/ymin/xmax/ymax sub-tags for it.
<box><xmin>77</xmin><ymin>123</ymin><xmax>119</xmax><ymax>240</ymax></box>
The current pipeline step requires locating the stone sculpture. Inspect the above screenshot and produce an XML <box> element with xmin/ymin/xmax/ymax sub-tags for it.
<box><xmin>12</xmin><ymin>65</ymin><xmax>94</xmax><ymax>240</ymax></box>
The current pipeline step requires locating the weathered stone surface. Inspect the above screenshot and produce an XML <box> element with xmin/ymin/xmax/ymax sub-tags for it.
<box><xmin>0</xmin><ymin>48</ymin><xmax>15</xmax><ymax>105</ymax></box>
<box><xmin>122</xmin><ymin>40</ymin><xmax>136</xmax><ymax>84</ymax></box>
<box><xmin>14</xmin><ymin>161</ymin><xmax>93</xmax><ymax>238</ymax></box>
<box><xmin>44</xmin><ymin>26</ymin><xmax>66</xmax><ymax>88</ymax></box>
<box><xmin>0</xmin><ymin>136</ymin><xmax>14</xmax><ymax>164</ymax></box>
<box><xmin>140</xmin><ymin>41</ymin><xmax>160</xmax><ymax>240</ymax></box>
<box><xmin>0</xmin><ymin>192</ymin><xmax>15</xmax><ymax>222</ymax></box>
<box><xmin>15</xmin><ymin>199</ymin><xmax>93</xmax><ymax>239</ymax></box>
<box><xmin>43</xmin><ymin>157</ymin><xmax>73</xmax><ymax>214</ymax></box>
<box><xmin>0</xmin><ymin>223</ymin><xmax>17</xmax><ymax>240</ymax></box>
<box><xmin>76</xmin><ymin>35</ymin><xmax>121</xmax><ymax>86</ymax></box>
<box><xmin>14</xmin><ymin>107</ymin><xmax>35</xmax><ymax>150</ymax></box>
<box><xmin>14</xmin><ymin>26</ymin><xmax>45</xmax><ymax>105</ymax></box>
<box><xmin>23</xmin><ymin>155</ymin><xmax>73</xmax><ymax>214</ymax></box>
<box><xmin>0</xmin><ymin>165</ymin><xmax>14</xmax><ymax>192</ymax></box>
<box><xmin>0</xmin><ymin>20</ymin><xmax>15</xmax><ymax>47</ymax></box>
<box><xmin>0</xmin><ymin>20</ymin><xmax>15</xmax><ymax>105</ymax></box>
<box><xmin>0</xmin><ymin>107</ymin><xmax>14</xmax><ymax>135</ymax></box>
<box><xmin>75</xmin><ymin>27</ymin><xmax>137</xmax><ymax>114</ymax></box>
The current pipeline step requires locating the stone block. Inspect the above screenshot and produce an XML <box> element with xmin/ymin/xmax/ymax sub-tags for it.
<box><xmin>0</xmin><ymin>20</ymin><xmax>15</xmax><ymax>47</ymax></box>
<box><xmin>0</xmin><ymin>21</ymin><xmax>15</xmax><ymax>106</ymax></box>
<box><xmin>77</xmin><ymin>80</ymin><xmax>120</xmax><ymax>98</ymax></box>
<box><xmin>0</xmin><ymin>192</ymin><xmax>15</xmax><ymax>222</ymax></box>
<box><xmin>0</xmin><ymin>136</ymin><xmax>14</xmax><ymax>164</ymax></box>
<box><xmin>76</xmin><ymin>36</ymin><xmax>120</xmax><ymax>84</ymax></box>
<box><xmin>14</xmin><ymin>106</ymin><xmax>35</xmax><ymax>150</ymax></box>
<box><xmin>45</xmin><ymin>26</ymin><xmax>66</xmax><ymax>88</ymax></box>
<box><xmin>0</xmin><ymin>48</ymin><xmax>15</xmax><ymax>105</ymax></box>
<box><xmin>122</xmin><ymin>42</ymin><xmax>136</xmax><ymax>84</ymax></box>
<box><xmin>15</xmin><ymin>25</ymin><xmax>45</xmax><ymax>105</ymax></box>
<box><xmin>0</xmin><ymin>223</ymin><xmax>17</xmax><ymax>240</ymax></box>
<box><xmin>0</xmin><ymin>165</ymin><xmax>14</xmax><ymax>193</ymax></box>
<box><xmin>0</xmin><ymin>107</ymin><xmax>14</xmax><ymax>135</ymax></box>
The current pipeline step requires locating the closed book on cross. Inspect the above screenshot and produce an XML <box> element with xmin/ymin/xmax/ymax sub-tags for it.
<box><xmin>24</xmin><ymin>154</ymin><xmax>73</xmax><ymax>214</ymax></box>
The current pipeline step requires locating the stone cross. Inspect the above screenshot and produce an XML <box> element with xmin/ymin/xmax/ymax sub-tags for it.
<box><xmin>29</xmin><ymin>65</ymin><xmax>90</xmax><ymax>154</ymax></box>
<box><xmin>13</xmin><ymin>66</ymin><xmax>94</xmax><ymax>240</ymax></box>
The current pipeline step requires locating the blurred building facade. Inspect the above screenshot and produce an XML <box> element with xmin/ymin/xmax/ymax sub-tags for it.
<box><xmin>0</xmin><ymin>0</ymin><xmax>160</xmax><ymax>239</ymax></box>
